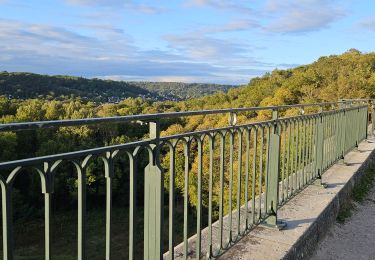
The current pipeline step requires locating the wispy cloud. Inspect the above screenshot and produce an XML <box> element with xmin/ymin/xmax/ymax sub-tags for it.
<box><xmin>184</xmin><ymin>0</ymin><xmax>253</xmax><ymax>14</ymax></box>
<box><xmin>198</xmin><ymin>19</ymin><xmax>260</xmax><ymax>34</ymax></box>
<box><xmin>263</xmin><ymin>0</ymin><xmax>346</xmax><ymax>33</ymax></box>
<box><xmin>65</xmin><ymin>0</ymin><xmax>165</xmax><ymax>14</ymax></box>
<box><xmin>358</xmin><ymin>18</ymin><xmax>375</xmax><ymax>31</ymax></box>
<box><xmin>163</xmin><ymin>19</ymin><xmax>267</xmax><ymax>68</ymax></box>
<box><xmin>164</xmin><ymin>33</ymin><xmax>249</xmax><ymax>62</ymax></box>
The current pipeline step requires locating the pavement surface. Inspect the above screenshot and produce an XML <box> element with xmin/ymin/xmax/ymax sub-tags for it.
<box><xmin>310</xmin><ymin>183</ymin><xmax>375</xmax><ymax>260</ymax></box>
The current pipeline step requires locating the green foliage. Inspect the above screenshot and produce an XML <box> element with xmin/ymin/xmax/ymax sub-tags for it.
<box><xmin>132</xmin><ymin>81</ymin><xmax>236</xmax><ymax>100</ymax></box>
<box><xmin>1</xmin><ymin>50</ymin><xmax>375</xmax><ymax>221</ymax></box>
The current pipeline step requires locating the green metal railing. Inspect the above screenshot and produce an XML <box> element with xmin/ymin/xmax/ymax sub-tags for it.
<box><xmin>0</xmin><ymin>99</ymin><xmax>373</xmax><ymax>259</ymax></box>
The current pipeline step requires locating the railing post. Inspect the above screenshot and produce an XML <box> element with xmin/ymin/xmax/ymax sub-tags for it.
<box><xmin>371</xmin><ymin>100</ymin><xmax>375</xmax><ymax>137</ymax></box>
<box><xmin>314</xmin><ymin>106</ymin><xmax>326</xmax><ymax>187</ymax></box>
<box><xmin>144</xmin><ymin>120</ymin><xmax>164</xmax><ymax>260</ymax></box>
<box><xmin>339</xmin><ymin>102</ymin><xmax>347</xmax><ymax>161</ymax></box>
<box><xmin>1</xmin><ymin>183</ymin><xmax>13</xmax><ymax>260</ymax></box>
<box><xmin>263</xmin><ymin>109</ymin><xmax>286</xmax><ymax>229</ymax></box>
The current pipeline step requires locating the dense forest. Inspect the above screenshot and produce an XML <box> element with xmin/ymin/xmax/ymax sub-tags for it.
<box><xmin>1</xmin><ymin>49</ymin><xmax>375</xmax><ymax>258</ymax></box>
<box><xmin>0</xmin><ymin>71</ymin><xmax>236</xmax><ymax>102</ymax></box>
<box><xmin>131</xmin><ymin>81</ymin><xmax>235</xmax><ymax>100</ymax></box>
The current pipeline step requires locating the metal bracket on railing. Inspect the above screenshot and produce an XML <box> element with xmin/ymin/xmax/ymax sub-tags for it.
<box><xmin>228</xmin><ymin>112</ymin><xmax>237</xmax><ymax>126</ymax></box>
<box><xmin>314</xmin><ymin>107</ymin><xmax>327</xmax><ymax>188</ymax></box>
<box><xmin>143</xmin><ymin>119</ymin><xmax>164</xmax><ymax>259</ymax></box>
<box><xmin>313</xmin><ymin>170</ymin><xmax>328</xmax><ymax>188</ymax></box>
<box><xmin>260</xmin><ymin>108</ymin><xmax>287</xmax><ymax>230</ymax></box>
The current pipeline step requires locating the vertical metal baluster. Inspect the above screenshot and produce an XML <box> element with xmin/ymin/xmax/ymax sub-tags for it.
<box><xmin>103</xmin><ymin>153</ymin><xmax>115</xmax><ymax>260</ymax></box>
<box><xmin>305</xmin><ymin>118</ymin><xmax>310</xmax><ymax>185</ymax></box>
<box><xmin>251</xmin><ymin>127</ymin><xmax>257</xmax><ymax>224</ymax></box>
<box><xmin>305</xmin><ymin>118</ymin><xmax>310</xmax><ymax>183</ymax></box>
<box><xmin>1</xmin><ymin>180</ymin><xmax>13</xmax><ymax>260</ymax></box>
<box><xmin>313</xmin><ymin>116</ymin><xmax>318</xmax><ymax>178</ymax></box>
<box><xmin>308</xmin><ymin>118</ymin><xmax>314</xmax><ymax>182</ymax></box>
<box><xmin>298</xmin><ymin>119</ymin><xmax>303</xmax><ymax>187</ymax></box>
<box><xmin>290</xmin><ymin>120</ymin><xmax>295</xmax><ymax>195</ymax></box>
<box><xmin>286</xmin><ymin>121</ymin><xmax>291</xmax><ymax>200</ymax></box>
<box><xmin>228</xmin><ymin>131</ymin><xmax>234</xmax><ymax>243</ymax></box>
<box><xmin>44</xmin><ymin>191</ymin><xmax>52</xmax><ymax>260</ymax></box>
<box><xmin>307</xmin><ymin>117</ymin><xmax>311</xmax><ymax>183</ymax></box>
<box><xmin>37</xmin><ymin>162</ymin><xmax>55</xmax><ymax>260</ymax></box>
<box><xmin>295</xmin><ymin>119</ymin><xmax>299</xmax><ymax>190</ymax></box>
<box><xmin>330</xmin><ymin>114</ymin><xmax>334</xmax><ymax>164</ymax></box>
<box><xmin>294</xmin><ymin>120</ymin><xmax>299</xmax><ymax>193</ymax></box>
<box><xmin>207</xmin><ymin>136</ymin><xmax>214</xmax><ymax>258</ymax></box>
<box><xmin>298</xmin><ymin>119</ymin><xmax>303</xmax><ymax>189</ymax></box>
<box><xmin>304</xmin><ymin>118</ymin><xmax>309</xmax><ymax>184</ymax></box>
<box><xmin>372</xmin><ymin>102</ymin><xmax>374</xmax><ymax>136</ymax></box>
<box><xmin>315</xmin><ymin>108</ymin><xmax>324</xmax><ymax>184</ymax></box>
<box><xmin>301</xmin><ymin>118</ymin><xmax>306</xmax><ymax>186</ymax></box>
<box><xmin>244</xmin><ymin>128</ymin><xmax>250</xmax><ymax>229</ymax></box>
<box><xmin>236</xmin><ymin>130</ymin><xmax>243</xmax><ymax>236</ymax></box>
<box><xmin>327</xmin><ymin>114</ymin><xmax>330</xmax><ymax>166</ymax></box>
<box><xmin>168</xmin><ymin>145</ymin><xmax>175</xmax><ymax>260</ymax></box>
<box><xmin>328</xmin><ymin>113</ymin><xmax>331</xmax><ymax>165</ymax></box>
<box><xmin>328</xmin><ymin>114</ymin><xmax>331</xmax><ymax>166</ymax></box>
<box><xmin>333</xmin><ymin>112</ymin><xmax>337</xmax><ymax>162</ymax></box>
<box><xmin>183</xmin><ymin>140</ymin><xmax>190</xmax><ymax>259</ymax></box>
<box><xmin>323</xmin><ymin>115</ymin><xmax>326</xmax><ymax>170</ymax></box>
<box><xmin>333</xmin><ymin>113</ymin><xmax>338</xmax><ymax>163</ymax></box>
<box><xmin>74</xmin><ymin>156</ymin><xmax>90</xmax><ymax>260</ymax></box>
<box><xmin>281</xmin><ymin>122</ymin><xmax>286</xmax><ymax>202</ymax></box>
<box><xmin>196</xmin><ymin>138</ymin><xmax>203</xmax><ymax>259</ymax></box>
<box><xmin>219</xmin><ymin>133</ymin><xmax>225</xmax><ymax>250</ymax></box>
<box><xmin>357</xmin><ymin>107</ymin><xmax>361</xmax><ymax>145</ymax></box>
<box><xmin>128</xmin><ymin>151</ymin><xmax>137</xmax><ymax>260</ymax></box>
<box><xmin>264</xmin><ymin>125</ymin><xmax>270</xmax><ymax>215</ymax></box>
<box><xmin>258</xmin><ymin>127</ymin><xmax>264</xmax><ymax>218</ymax></box>
<box><xmin>335</xmin><ymin>112</ymin><xmax>339</xmax><ymax>160</ymax></box>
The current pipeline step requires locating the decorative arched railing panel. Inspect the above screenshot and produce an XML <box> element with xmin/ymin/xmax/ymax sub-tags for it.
<box><xmin>0</xmin><ymin>100</ymin><xmax>372</xmax><ymax>260</ymax></box>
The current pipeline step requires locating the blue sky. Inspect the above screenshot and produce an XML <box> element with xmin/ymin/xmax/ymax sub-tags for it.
<box><xmin>0</xmin><ymin>0</ymin><xmax>374</xmax><ymax>84</ymax></box>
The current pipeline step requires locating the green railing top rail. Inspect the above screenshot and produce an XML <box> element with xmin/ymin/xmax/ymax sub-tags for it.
<box><xmin>0</xmin><ymin>100</ymin><xmax>367</xmax><ymax>133</ymax></box>
<box><xmin>0</xmin><ymin>103</ymin><xmax>367</xmax><ymax>172</ymax></box>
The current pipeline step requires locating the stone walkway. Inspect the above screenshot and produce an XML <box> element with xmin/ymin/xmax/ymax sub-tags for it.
<box><xmin>310</xmin><ymin>183</ymin><xmax>375</xmax><ymax>260</ymax></box>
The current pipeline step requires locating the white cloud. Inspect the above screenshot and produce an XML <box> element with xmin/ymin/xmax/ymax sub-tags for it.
<box><xmin>359</xmin><ymin>18</ymin><xmax>375</xmax><ymax>31</ymax></box>
<box><xmin>65</xmin><ymin>0</ymin><xmax>165</xmax><ymax>14</ymax></box>
<box><xmin>199</xmin><ymin>19</ymin><xmax>259</xmax><ymax>34</ymax></box>
<box><xmin>263</xmin><ymin>0</ymin><xmax>346</xmax><ymax>33</ymax></box>
<box><xmin>184</xmin><ymin>0</ymin><xmax>253</xmax><ymax>14</ymax></box>
<box><xmin>163</xmin><ymin>20</ymin><xmax>268</xmax><ymax>68</ymax></box>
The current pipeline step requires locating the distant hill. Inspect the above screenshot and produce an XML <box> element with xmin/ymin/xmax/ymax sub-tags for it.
<box><xmin>0</xmin><ymin>72</ymin><xmax>238</xmax><ymax>102</ymax></box>
<box><xmin>130</xmin><ymin>81</ymin><xmax>236</xmax><ymax>100</ymax></box>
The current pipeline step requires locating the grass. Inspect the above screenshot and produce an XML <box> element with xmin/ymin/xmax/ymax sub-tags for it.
<box><xmin>336</xmin><ymin>164</ymin><xmax>375</xmax><ymax>223</ymax></box>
